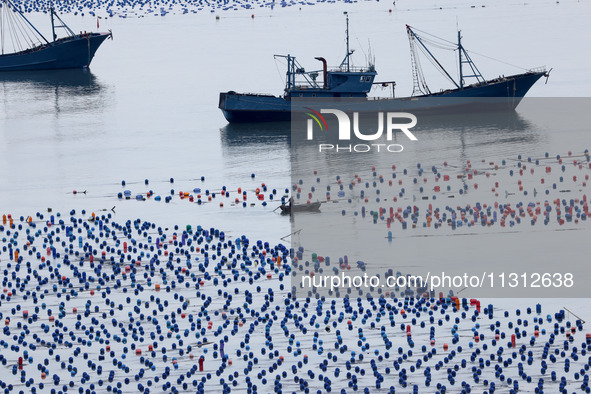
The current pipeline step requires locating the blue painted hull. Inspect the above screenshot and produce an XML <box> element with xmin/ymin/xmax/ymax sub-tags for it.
<box><xmin>0</xmin><ymin>33</ymin><xmax>111</xmax><ymax>71</ymax></box>
<box><xmin>219</xmin><ymin>71</ymin><xmax>545</xmax><ymax>123</ymax></box>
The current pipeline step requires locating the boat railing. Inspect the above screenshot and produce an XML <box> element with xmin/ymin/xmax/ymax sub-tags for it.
<box><xmin>235</xmin><ymin>92</ymin><xmax>277</xmax><ymax>98</ymax></box>
<box><xmin>528</xmin><ymin>66</ymin><xmax>547</xmax><ymax>73</ymax></box>
<box><xmin>329</xmin><ymin>65</ymin><xmax>375</xmax><ymax>73</ymax></box>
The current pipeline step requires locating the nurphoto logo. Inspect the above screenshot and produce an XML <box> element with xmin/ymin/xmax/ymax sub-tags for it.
<box><xmin>305</xmin><ymin>108</ymin><xmax>418</xmax><ymax>153</ymax></box>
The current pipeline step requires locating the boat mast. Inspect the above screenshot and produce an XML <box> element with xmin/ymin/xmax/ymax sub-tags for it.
<box><xmin>458</xmin><ymin>30</ymin><xmax>463</xmax><ymax>88</ymax></box>
<box><xmin>339</xmin><ymin>12</ymin><xmax>353</xmax><ymax>72</ymax></box>
<box><xmin>50</xmin><ymin>7</ymin><xmax>76</xmax><ymax>41</ymax></box>
<box><xmin>274</xmin><ymin>54</ymin><xmax>295</xmax><ymax>93</ymax></box>
<box><xmin>345</xmin><ymin>12</ymin><xmax>350</xmax><ymax>72</ymax></box>
<box><xmin>288</xmin><ymin>54</ymin><xmax>294</xmax><ymax>91</ymax></box>
<box><xmin>457</xmin><ymin>30</ymin><xmax>486</xmax><ymax>88</ymax></box>
<box><xmin>51</xmin><ymin>8</ymin><xmax>56</xmax><ymax>41</ymax></box>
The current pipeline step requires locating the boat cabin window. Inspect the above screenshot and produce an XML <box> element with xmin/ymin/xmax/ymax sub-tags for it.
<box><xmin>365</xmin><ymin>76</ymin><xmax>372</xmax><ymax>82</ymax></box>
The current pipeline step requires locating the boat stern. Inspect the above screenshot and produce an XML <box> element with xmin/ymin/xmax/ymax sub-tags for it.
<box><xmin>218</xmin><ymin>91</ymin><xmax>291</xmax><ymax>123</ymax></box>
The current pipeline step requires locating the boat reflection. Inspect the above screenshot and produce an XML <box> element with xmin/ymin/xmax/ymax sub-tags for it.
<box><xmin>219</xmin><ymin>121</ymin><xmax>291</xmax><ymax>147</ymax></box>
<box><xmin>0</xmin><ymin>68</ymin><xmax>101</xmax><ymax>92</ymax></box>
<box><xmin>0</xmin><ymin>69</ymin><xmax>106</xmax><ymax>116</ymax></box>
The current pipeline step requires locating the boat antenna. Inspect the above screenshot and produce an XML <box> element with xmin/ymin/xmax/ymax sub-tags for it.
<box><xmin>339</xmin><ymin>12</ymin><xmax>354</xmax><ymax>72</ymax></box>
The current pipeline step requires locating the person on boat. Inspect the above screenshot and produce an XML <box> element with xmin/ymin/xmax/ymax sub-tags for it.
<box><xmin>279</xmin><ymin>197</ymin><xmax>293</xmax><ymax>214</ymax></box>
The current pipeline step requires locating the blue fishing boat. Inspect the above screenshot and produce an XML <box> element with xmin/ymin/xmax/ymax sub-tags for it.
<box><xmin>0</xmin><ymin>0</ymin><xmax>111</xmax><ymax>71</ymax></box>
<box><xmin>219</xmin><ymin>16</ymin><xmax>548</xmax><ymax>122</ymax></box>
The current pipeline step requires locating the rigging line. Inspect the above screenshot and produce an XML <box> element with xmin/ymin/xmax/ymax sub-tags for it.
<box><xmin>274</xmin><ymin>57</ymin><xmax>286</xmax><ymax>87</ymax></box>
<box><xmin>12</xmin><ymin>8</ymin><xmax>35</xmax><ymax>47</ymax></box>
<box><xmin>408</xmin><ymin>25</ymin><xmax>457</xmax><ymax>46</ymax></box>
<box><xmin>5</xmin><ymin>7</ymin><xmax>16</xmax><ymax>49</ymax></box>
<box><xmin>414</xmin><ymin>35</ymin><xmax>456</xmax><ymax>50</ymax></box>
<box><xmin>10</xmin><ymin>7</ymin><xmax>27</xmax><ymax>51</ymax></box>
<box><xmin>1</xmin><ymin>6</ymin><xmax>4</xmax><ymax>54</ymax></box>
<box><xmin>418</xmin><ymin>41</ymin><xmax>455</xmax><ymax>51</ymax></box>
<box><xmin>416</xmin><ymin>47</ymin><xmax>429</xmax><ymax>92</ymax></box>
<box><xmin>408</xmin><ymin>26</ymin><xmax>459</xmax><ymax>89</ymax></box>
<box><xmin>3</xmin><ymin>6</ymin><xmax>9</xmax><ymax>54</ymax></box>
<box><xmin>7</xmin><ymin>8</ymin><xmax>20</xmax><ymax>52</ymax></box>
<box><xmin>409</xmin><ymin>36</ymin><xmax>429</xmax><ymax>95</ymax></box>
<box><xmin>464</xmin><ymin>48</ymin><xmax>530</xmax><ymax>71</ymax></box>
<box><xmin>15</xmin><ymin>5</ymin><xmax>39</xmax><ymax>45</ymax></box>
<box><xmin>6</xmin><ymin>0</ymin><xmax>48</xmax><ymax>44</ymax></box>
<box><xmin>354</xmin><ymin>36</ymin><xmax>367</xmax><ymax>63</ymax></box>
<box><xmin>415</xmin><ymin>41</ymin><xmax>456</xmax><ymax>86</ymax></box>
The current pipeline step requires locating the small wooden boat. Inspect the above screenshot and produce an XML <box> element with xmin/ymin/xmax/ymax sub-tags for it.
<box><xmin>279</xmin><ymin>201</ymin><xmax>321</xmax><ymax>215</ymax></box>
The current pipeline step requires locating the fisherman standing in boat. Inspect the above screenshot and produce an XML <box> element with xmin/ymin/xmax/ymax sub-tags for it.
<box><xmin>279</xmin><ymin>197</ymin><xmax>294</xmax><ymax>215</ymax></box>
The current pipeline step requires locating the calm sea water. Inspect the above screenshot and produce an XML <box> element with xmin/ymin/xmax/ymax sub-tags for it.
<box><xmin>0</xmin><ymin>0</ymin><xmax>590</xmax><ymax>264</ymax></box>
<box><xmin>0</xmin><ymin>2</ymin><xmax>590</xmax><ymax>391</ymax></box>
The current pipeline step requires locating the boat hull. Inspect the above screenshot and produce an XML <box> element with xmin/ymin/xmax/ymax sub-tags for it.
<box><xmin>0</xmin><ymin>33</ymin><xmax>111</xmax><ymax>71</ymax></box>
<box><xmin>280</xmin><ymin>201</ymin><xmax>321</xmax><ymax>215</ymax></box>
<box><xmin>219</xmin><ymin>71</ymin><xmax>545</xmax><ymax>123</ymax></box>
<box><xmin>219</xmin><ymin>92</ymin><xmax>291</xmax><ymax>122</ymax></box>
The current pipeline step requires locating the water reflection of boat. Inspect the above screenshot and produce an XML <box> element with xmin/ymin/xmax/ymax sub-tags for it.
<box><xmin>0</xmin><ymin>68</ymin><xmax>100</xmax><ymax>90</ymax></box>
<box><xmin>0</xmin><ymin>69</ymin><xmax>103</xmax><ymax>109</ymax></box>
<box><xmin>220</xmin><ymin>122</ymin><xmax>290</xmax><ymax>147</ymax></box>
<box><xmin>410</xmin><ymin>108</ymin><xmax>533</xmax><ymax>133</ymax></box>
<box><xmin>0</xmin><ymin>69</ymin><xmax>105</xmax><ymax>115</ymax></box>
<box><xmin>292</xmin><ymin>109</ymin><xmax>535</xmax><ymax>148</ymax></box>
